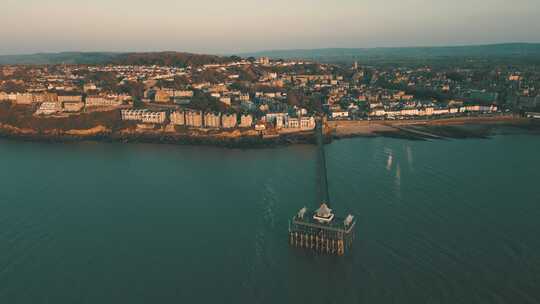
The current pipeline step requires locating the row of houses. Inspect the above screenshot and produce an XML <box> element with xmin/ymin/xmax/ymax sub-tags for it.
<box><xmin>121</xmin><ymin>109</ymin><xmax>167</xmax><ymax>124</ymax></box>
<box><xmin>85</xmin><ymin>96</ymin><xmax>125</xmax><ymax>108</ymax></box>
<box><xmin>264</xmin><ymin>113</ymin><xmax>316</xmax><ymax>130</ymax></box>
<box><xmin>369</xmin><ymin>105</ymin><xmax>498</xmax><ymax>117</ymax></box>
<box><xmin>0</xmin><ymin>91</ymin><xmax>132</xmax><ymax>116</ymax></box>
<box><xmin>284</xmin><ymin>117</ymin><xmax>316</xmax><ymax>129</ymax></box>
<box><xmin>0</xmin><ymin>92</ymin><xmax>81</xmax><ymax>104</ymax></box>
<box><xmin>170</xmin><ymin>111</ymin><xmax>252</xmax><ymax>129</ymax></box>
<box><xmin>153</xmin><ymin>89</ymin><xmax>194</xmax><ymax>103</ymax></box>
<box><xmin>0</xmin><ymin>91</ymin><xmax>128</xmax><ymax>107</ymax></box>
<box><xmin>121</xmin><ymin>109</ymin><xmax>254</xmax><ymax>129</ymax></box>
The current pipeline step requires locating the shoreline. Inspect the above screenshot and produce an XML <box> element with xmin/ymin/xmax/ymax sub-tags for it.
<box><xmin>0</xmin><ymin>123</ymin><xmax>319</xmax><ymax>148</ymax></box>
<box><xmin>329</xmin><ymin>115</ymin><xmax>539</xmax><ymax>140</ymax></box>
<box><xmin>0</xmin><ymin>115</ymin><xmax>538</xmax><ymax>148</ymax></box>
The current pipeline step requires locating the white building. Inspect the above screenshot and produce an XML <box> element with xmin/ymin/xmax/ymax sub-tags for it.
<box><xmin>170</xmin><ymin>110</ymin><xmax>185</xmax><ymax>126</ymax></box>
<box><xmin>400</xmin><ymin>108</ymin><xmax>419</xmax><ymax>116</ymax></box>
<box><xmin>204</xmin><ymin>112</ymin><xmax>221</xmax><ymax>128</ymax></box>
<box><xmin>275</xmin><ymin>116</ymin><xmax>285</xmax><ymax>129</ymax></box>
<box><xmin>239</xmin><ymin>114</ymin><xmax>253</xmax><ymax>128</ymax></box>
<box><xmin>121</xmin><ymin>109</ymin><xmax>148</xmax><ymax>121</ymax></box>
<box><xmin>35</xmin><ymin>102</ymin><xmax>62</xmax><ymax>115</ymax></box>
<box><xmin>142</xmin><ymin>111</ymin><xmax>166</xmax><ymax>124</ymax></box>
<box><xmin>300</xmin><ymin>117</ymin><xmax>316</xmax><ymax>130</ymax></box>
<box><xmin>86</xmin><ymin>96</ymin><xmax>122</xmax><ymax>108</ymax></box>
<box><xmin>287</xmin><ymin>118</ymin><xmax>300</xmax><ymax>128</ymax></box>
<box><xmin>221</xmin><ymin>113</ymin><xmax>237</xmax><ymax>129</ymax></box>
<box><xmin>331</xmin><ymin>111</ymin><xmax>349</xmax><ymax>119</ymax></box>
<box><xmin>185</xmin><ymin>110</ymin><xmax>203</xmax><ymax>128</ymax></box>
<box><xmin>265</xmin><ymin>113</ymin><xmax>288</xmax><ymax>126</ymax></box>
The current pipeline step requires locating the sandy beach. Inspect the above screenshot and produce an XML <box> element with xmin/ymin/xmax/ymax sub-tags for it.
<box><xmin>329</xmin><ymin>115</ymin><xmax>529</xmax><ymax>138</ymax></box>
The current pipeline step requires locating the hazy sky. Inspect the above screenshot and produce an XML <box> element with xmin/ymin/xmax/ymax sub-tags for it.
<box><xmin>1</xmin><ymin>0</ymin><xmax>539</xmax><ymax>55</ymax></box>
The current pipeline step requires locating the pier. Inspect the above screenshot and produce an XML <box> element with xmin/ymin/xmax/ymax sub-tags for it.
<box><xmin>288</xmin><ymin>116</ymin><xmax>356</xmax><ymax>256</ymax></box>
<box><xmin>289</xmin><ymin>205</ymin><xmax>356</xmax><ymax>255</ymax></box>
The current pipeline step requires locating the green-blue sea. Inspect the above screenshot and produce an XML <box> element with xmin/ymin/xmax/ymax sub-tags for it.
<box><xmin>1</xmin><ymin>133</ymin><xmax>539</xmax><ymax>303</ymax></box>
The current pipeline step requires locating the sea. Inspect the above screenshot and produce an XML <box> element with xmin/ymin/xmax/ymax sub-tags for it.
<box><xmin>0</xmin><ymin>132</ymin><xmax>539</xmax><ymax>303</ymax></box>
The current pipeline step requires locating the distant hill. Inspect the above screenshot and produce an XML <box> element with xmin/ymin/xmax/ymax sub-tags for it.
<box><xmin>241</xmin><ymin>43</ymin><xmax>540</xmax><ymax>64</ymax></box>
<box><xmin>0</xmin><ymin>52</ymin><xmax>234</xmax><ymax>66</ymax></box>
<box><xmin>115</xmin><ymin>52</ymin><xmax>230</xmax><ymax>67</ymax></box>
<box><xmin>0</xmin><ymin>52</ymin><xmax>121</xmax><ymax>65</ymax></box>
<box><xmin>2</xmin><ymin>43</ymin><xmax>540</xmax><ymax>66</ymax></box>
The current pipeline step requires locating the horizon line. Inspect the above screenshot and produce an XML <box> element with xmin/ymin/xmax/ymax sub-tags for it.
<box><xmin>1</xmin><ymin>41</ymin><xmax>540</xmax><ymax>57</ymax></box>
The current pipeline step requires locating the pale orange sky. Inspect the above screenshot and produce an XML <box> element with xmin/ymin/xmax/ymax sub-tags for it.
<box><xmin>1</xmin><ymin>0</ymin><xmax>539</xmax><ymax>55</ymax></box>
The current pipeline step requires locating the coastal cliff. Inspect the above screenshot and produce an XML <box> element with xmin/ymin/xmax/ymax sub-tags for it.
<box><xmin>0</xmin><ymin>121</ymin><xmax>319</xmax><ymax>148</ymax></box>
<box><xmin>0</xmin><ymin>104</ymin><xmax>537</xmax><ymax>147</ymax></box>
<box><xmin>0</xmin><ymin>103</ymin><xmax>325</xmax><ymax>147</ymax></box>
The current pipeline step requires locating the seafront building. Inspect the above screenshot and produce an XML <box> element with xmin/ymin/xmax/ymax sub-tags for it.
<box><xmin>287</xmin><ymin>118</ymin><xmax>300</xmax><ymax>129</ymax></box>
<box><xmin>221</xmin><ymin>113</ymin><xmax>237</xmax><ymax>129</ymax></box>
<box><xmin>141</xmin><ymin>111</ymin><xmax>166</xmax><ymax>124</ymax></box>
<box><xmin>204</xmin><ymin>112</ymin><xmax>221</xmax><ymax>129</ymax></box>
<box><xmin>170</xmin><ymin>110</ymin><xmax>185</xmax><ymax>126</ymax></box>
<box><xmin>239</xmin><ymin>114</ymin><xmax>253</xmax><ymax>128</ymax></box>
<box><xmin>36</xmin><ymin>102</ymin><xmax>62</xmax><ymax>115</ymax></box>
<box><xmin>121</xmin><ymin>109</ymin><xmax>165</xmax><ymax>124</ymax></box>
<box><xmin>185</xmin><ymin>110</ymin><xmax>203</xmax><ymax>128</ymax></box>
<box><xmin>121</xmin><ymin>109</ymin><xmax>148</xmax><ymax>121</ymax></box>
<box><xmin>300</xmin><ymin>117</ymin><xmax>316</xmax><ymax>130</ymax></box>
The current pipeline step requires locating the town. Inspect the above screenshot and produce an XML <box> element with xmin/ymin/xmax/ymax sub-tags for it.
<box><xmin>0</xmin><ymin>53</ymin><xmax>538</xmax><ymax>141</ymax></box>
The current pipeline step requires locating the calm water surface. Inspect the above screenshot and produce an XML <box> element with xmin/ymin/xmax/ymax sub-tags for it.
<box><xmin>0</xmin><ymin>135</ymin><xmax>539</xmax><ymax>303</ymax></box>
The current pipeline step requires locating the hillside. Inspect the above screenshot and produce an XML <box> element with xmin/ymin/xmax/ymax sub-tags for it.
<box><xmin>241</xmin><ymin>43</ymin><xmax>540</xmax><ymax>65</ymax></box>
<box><xmin>116</xmin><ymin>52</ymin><xmax>230</xmax><ymax>67</ymax></box>
<box><xmin>2</xmin><ymin>43</ymin><xmax>540</xmax><ymax>66</ymax></box>
<box><xmin>0</xmin><ymin>52</ymin><xmax>233</xmax><ymax>67</ymax></box>
<box><xmin>0</xmin><ymin>52</ymin><xmax>120</xmax><ymax>65</ymax></box>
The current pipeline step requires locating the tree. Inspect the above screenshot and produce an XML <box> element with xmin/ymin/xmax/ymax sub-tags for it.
<box><xmin>88</xmin><ymin>71</ymin><xmax>119</xmax><ymax>92</ymax></box>
<box><xmin>119</xmin><ymin>81</ymin><xmax>144</xmax><ymax>100</ymax></box>
<box><xmin>0</xmin><ymin>81</ymin><xmax>26</xmax><ymax>93</ymax></box>
<box><xmin>171</xmin><ymin>75</ymin><xmax>189</xmax><ymax>89</ymax></box>
<box><xmin>306</xmin><ymin>93</ymin><xmax>323</xmax><ymax>114</ymax></box>
<box><xmin>190</xmin><ymin>91</ymin><xmax>213</xmax><ymax>111</ymax></box>
<box><xmin>229</xmin><ymin>55</ymin><xmax>242</xmax><ymax>62</ymax></box>
<box><xmin>446</xmin><ymin>71</ymin><xmax>466</xmax><ymax>82</ymax></box>
<box><xmin>286</xmin><ymin>89</ymin><xmax>304</xmax><ymax>106</ymax></box>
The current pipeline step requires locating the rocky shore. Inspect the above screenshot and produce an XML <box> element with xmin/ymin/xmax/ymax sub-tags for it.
<box><xmin>0</xmin><ymin>122</ymin><xmax>320</xmax><ymax>148</ymax></box>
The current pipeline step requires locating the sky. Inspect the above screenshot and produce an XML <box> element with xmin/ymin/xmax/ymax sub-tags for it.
<box><xmin>1</xmin><ymin>0</ymin><xmax>540</xmax><ymax>55</ymax></box>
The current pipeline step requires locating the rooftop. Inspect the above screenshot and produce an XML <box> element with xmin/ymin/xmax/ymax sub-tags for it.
<box><xmin>292</xmin><ymin>207</ymin><xmax>355</xmax><ymax>234</ymax></box>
